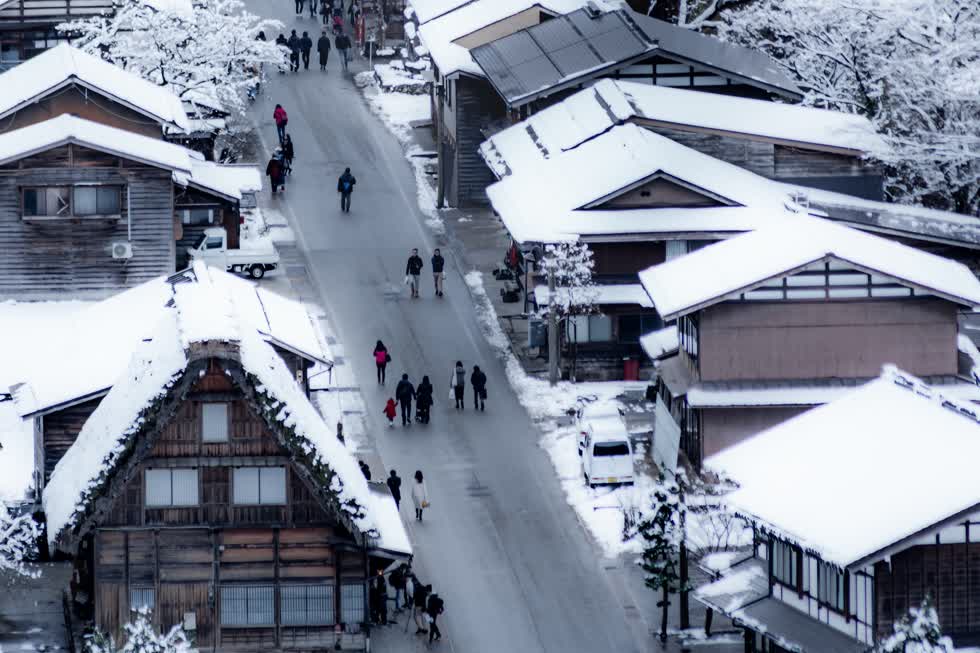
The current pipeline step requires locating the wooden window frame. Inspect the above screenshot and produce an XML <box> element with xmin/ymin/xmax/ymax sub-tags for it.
<box><xmin>817</xmin><ymin>561</ymin><xmax>848</xmax><ymax>614</ymax></box>
<box><xmin>201</xmin><ymin>402</ymin><xmax>230</xmax><ymax>443</ymax></box>
<box><xmin>232</xmin><ymin>466</ymin><xmax>287</xmax><ymax>506</ymax></box>
<box><xmin>21</xmin><ymin>184</ymin><xmax>123</xmax><ymax>221</ymax></box>
<box><xmin>144</xmin><ymin>468</ymin><xmax>200</xmax><ymax>507</ymax></box>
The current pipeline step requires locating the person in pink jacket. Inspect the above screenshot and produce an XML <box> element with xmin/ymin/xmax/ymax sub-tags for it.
<box><xmin>373</xmin><ymin>340</ymin><xmax>389</xmax><ymax>384</ymax></box>
<box><xmin>273</xmin><ymin>104</ymin><xmax>288</xmax><ymax>145</ymax></box>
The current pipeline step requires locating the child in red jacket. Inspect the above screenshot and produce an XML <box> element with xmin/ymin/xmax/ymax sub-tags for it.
<box><xmin>383</xmin><ymin>398</ymin><xmax>397</xmax><ymax>427</ymax></box>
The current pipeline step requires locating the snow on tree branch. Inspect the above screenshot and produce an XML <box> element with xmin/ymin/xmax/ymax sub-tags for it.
<box><xmin>643</xmin><ymin>0</ymin><xmax>749</xmax><ymax>29</ymax></box>
<box><xmin>721</xmin><ymin>0</ymin><xmax>980</xmax><ymax>214</ymax></box>
<box><xmin>59</xmin><ymin>0</ymin><xmax>287</xmax><ymax>122</ymax></box>
<box><xmin>538</xmin><ymin>242</ymin><xmax>599</xmax><ymax>320</ymax></box>
<box><xmin>879</xmin><ymin>596</ymin><xmax>954</xmax><ymax>653</ymax></box>
<box><xmin>87</xmin><ymin>608</ymin><xmax>192</xmax><ymax>653</ymax></box>
<box><xmin>0</xmin><ymin>502</ymin><xmax>40</xmax><ymax>578</ymax></box>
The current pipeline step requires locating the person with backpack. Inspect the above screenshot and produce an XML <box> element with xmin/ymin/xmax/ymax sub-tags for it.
<box><xmin>413</xmin><ymin>582</ymin><xmax>431</xmax><ymax>634</ymax></box>
<box><xmin>386</xmin><ymin>469</ymin><xmax>402</xmax><ymax>509</ymax></box>
<box><xmin>287</xmin><ymin>30</ymin><xmax>301</xmax><ymax>72</ymax></box>
<box><xmin>299</xmin><ymin>31</ymin><xmax>313</xmax><ymax>70</ymax></box>
<box><xmin>373</xmin><ymin>339</ymin><xmax>389</xmax><ymax>384</ymax></box>
<box><xmin>317</xmin><ymin>30</ymin><xmax>331</xmax><ymax>70</ymax></box>
<box><xmin>411</xmin><ymin>470</ymin><xmax>428</xmax><ymax>521</ymax></box>
<box><xmin>273</xmin><ymin>104</ymin><xmax>288</xmax><ymax>144</ymax></box>
<box><xmin>335</xmin><ymin>31</ymin><xmax>351</xmax><ymax>71</ymax></box>
<box><xmin>471</xmin><ymin>364</ymin><xmax>487</xmax><ymax>411</ymax></box>
<box><xmin>415</xmin><ymin>375</ymin><xmax>433</xmax><ymax>424</ymax></box>
<box><xmin>449</xmin><ymin>360</ymin><xmax>465</xmax><ymax>410</ymax></box>
<box><xmin>405</xmin><ymin>248</ymin><xmax>423</xmax><ymax>298</ymax></box>
<box><xmin>395</xmin><ymin>374</ymin><xmax>415</xmax><ymax>427</ymax></box>
<box><xmin>426</xmin><ymin>592</ymin><xmax>444</xmax><ymax>643</ymax></box>
<box><xmin>282</xmin><ymin>134</ymin><xmax>294</xmax><ymax>176</ymax></box>
<box><xmin>337</xmin><ymin>167</ymin><xmax>356</xmax><ymax>212</ymax></box>
<box><xmin>265</xmin><ymin>151</ymin><xmax>285</xmax><ymax>195</ymax></box>
<box><xmin>431</xmin><ymin>248</ymin><xmax>445</xmax><ymax>297</ymax></box>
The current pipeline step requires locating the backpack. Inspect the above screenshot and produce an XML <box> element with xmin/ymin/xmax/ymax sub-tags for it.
<box><xmin>375</xmin><ymin>350</ymin><xmax>387</xmax><ymax>364</ymax></box>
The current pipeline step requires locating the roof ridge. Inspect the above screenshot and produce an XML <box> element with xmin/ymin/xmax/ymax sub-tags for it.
<box><xmin>885</xmin><ymin>365</ymin><xmax>980</xmax><ymax>425</ymax></box>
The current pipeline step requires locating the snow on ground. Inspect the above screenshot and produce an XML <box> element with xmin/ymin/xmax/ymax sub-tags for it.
<box><xmin>360</xmin><ymin>75</ymin><xmax>445</xmax><ymax>234</ymax></box>
<box><xmin>242</xmin><ymin>206</ymin><xmax>295</xmax><ymax>245</ymax></box>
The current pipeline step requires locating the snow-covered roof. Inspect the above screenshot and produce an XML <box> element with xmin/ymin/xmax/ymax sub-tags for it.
<box><xmin>417</xmin><ymin>0</ymin><xmax>614</xmax><ymax>77</ymax></box>
<box><xmin>705</xmin><ymin>367</ymin><xmax>980</xmax><ymax>568</ymax></box>
<box><xmin>481</xmin><ymin>80</ymin><xmax>882</xmax><ymax>181</ymax></box>
<box><xmin>0</xmin><ymin>400</ymin><xmax>34</xmax><ymax>503</ymax></box>
<box><xmin>187</xmin><ymin>159</ymin><xmax>263</xmax><ymax>200</ymax></box>
<box><xmin>640</xmin><ymin>326</ymin><xmax>678</xmax><ymax>361</ymax></box>
<box><xmin>638</xmin><ymin>216</ymin><xmax>980</xmax><ymax>320</ymax></box>
<box><xmin>533</xmin><ymin>283</ymin><xmax>653</xmax><ymax>308</ymax></box>
<box><xmin>0</xmin><ymin>114</ymin><xmax>193</xmax><ymax>173</ymax></box>
<box><xmin>367</xmin><ymin>484</ymin><xmax>413</xmax><ymax>556</ymax></box>
<box><xmin>0</xmin><ymin>43</ymin><xmax>189</xmax><ymax>133</ymax></box>
<box><xmin>408</xmin><ymin>0</ymin><xmax>471</xmax><ymax>24</ymax></box>
<box><xmin>687</xmin><ymin>378</ymin><xmax>980</xmax><ymax>408</ymax></box>
<box><xmin>12</xmin><ymin>262</ymin><xmax>329</xmax><ymax>418</ymax></box>
<box><xmin>485</xmin><ymin>122</ymin><xmax>795</xmax><ymax>243</ymax></box>
<box><xmin>44</xmin><ymin>274</ymin><xmax>389</xmax><ymax>550</ymax></box>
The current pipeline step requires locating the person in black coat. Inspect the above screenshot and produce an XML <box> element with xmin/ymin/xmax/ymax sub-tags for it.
<box><xmin>415</xmin><ymin>375</ymin><xmax>433</xmax><ymax>424</ymax></box>
<box><xmin>335</xmin><ymin>32</ymin><xmax>351</xmax><ymax>71</ymax></box>
<box><xmin>413</xmin><ymin>583</ymin><xmax>431</xmax><ymax>634</ymax></box>
<box><xmin>282</xmin><ymin>135</ymin><xmax>294</xmax><ymax>175</ymax></box>
<box><xmin>387</xmin><ymin>469</ymin><xmax>402</xmax><ymax>509</ymax></box>
<box><xmin>287</xmin><ymin>30</ymin><xmax>301</xmax><ymax>72</ymax></box>
<box><xmin>426</xmin><ymin>592</ymin><xmax>444</xmax><ymax>643</ymax></box>
<box><xmin>431</xmin><ymin>248</ymin><xmax>445</xmax><ymax>297</ymax></box>
<box><xmin>299</xmin><ymin>31</ymin><xmax>313</xmax><ymax>70</ymax></box>
<box><xmin>275</xmin><ymin>33</ymin><xmax>288</xmax><ymax>73</ymax></box>
<box><xmin>395</xmin><ymin>374</ymin><xmax>415</xmax><ymax>426</ymax></box>
<box><xmin>406</xmin><ymin>248</ymin><xmax>423</xmax><ymax>298</ymax></box>
<box><xmin>337</xmin><ymin>167</ymin><xmax>356</xmax><ymax>212</ymax></box>
<box><xmin>471</xmin><ymin>365</ymin><xmax>487</xmax><ymax>411</ymax></box>
<box><xmin>317</xmin><ymin>30</ymin><xmax>331</xmax><ymax>70</ymax></box>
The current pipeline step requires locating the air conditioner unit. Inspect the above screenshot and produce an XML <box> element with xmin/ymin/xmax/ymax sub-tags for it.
<box><xmin>111</xmin><ymin>241</ymin><xmax>133</xmax><ymax>259</ymax></box>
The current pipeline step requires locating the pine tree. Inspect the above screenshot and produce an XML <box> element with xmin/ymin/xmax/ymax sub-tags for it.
<box><xmin>637</xmin><ymin>475</ymin><xmax>686</xmax><ymax>642</ymax></box>
<box><xmin>879</xmin><ymin>596</ymin><xmax>953</xmax><ymax>653</ymax></box>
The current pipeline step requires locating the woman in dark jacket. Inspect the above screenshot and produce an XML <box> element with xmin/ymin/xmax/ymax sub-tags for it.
<box><xmin>471</xmin><ymin>365</ymin><xmax>487</xmax><ymax>411</ymax></box>
<box><xmin>373</xmin><ymin>340</ymin><xmax>389</xmax><ymax>384</ymax></box>
<box><xmin>416</xmin><ymin>375</ymin><xmax>434</xmax><ymax>424</ymax></box>
<box><xmin>282</xmin><ymin>135</ymin><xmax>294</xmax><ymax>175</ymax></box>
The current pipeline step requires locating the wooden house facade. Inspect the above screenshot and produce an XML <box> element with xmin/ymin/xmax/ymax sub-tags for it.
<box><xmin>695</xmin><ymin>371</ymin><xmax>980</xmax><ymax>651</ymax></box>
<box><xmin>420</xmin><ymin>5</ymin><xmax>803</xmax><ymax>207</ymax></box>
<box><xmin>637</xmin><ymin>218</ymin><xmax>980</xmax><ymax>468</ymax></box>
<box><xmin>0</xmin><ymin>0</ymin><xmax>109</xmax><ymax>70</ymax></box>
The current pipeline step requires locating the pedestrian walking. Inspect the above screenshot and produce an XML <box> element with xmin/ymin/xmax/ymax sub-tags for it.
<box><xmin>320</xmin><ymin>0</ymin><xmax>330</xmax><ymax>23</ymax></box>
<box><xmin>373</xmin><ymin>339</ymin><xmax>389</xmax><ymax>383</ymax></box>
<box><xmin>282</xmin><ymin>134</ymin><xmax>294</xmax><ymax>176</ymax></box>
<box><xmin>416</xmin><ymin>375</ymin><xmax>433</xmax><ymax>424</ymax></box>
<box><xmin>386</xmin><ymin>469</ymin><xmax>402</xmax><ymax>509</ymax></box>
<box><xmin>275</xmin><ymin>33</ymin><xmax>288</xmax><ymax>73</ymax></box>
<box><xmin>370</xmin><ymin>569</ymin><xmax>388</xmax><ymax>625</ymax></box>
<box><xmin>471</xmin><ymin>364</ymin><xmax>487</xmax><ymax>411</ymax></box>
<box><xmin>431</xmin><ymin>248</ymin><xmax>445</xmax><ymax>297</ymax></box>
<box><xmin>317</xmin><ymin>30</ymin><xmax>331</xmax><ymax>70</ymax></box>
<box><xmin>294</xmin><ymin>0</ymin><xmax>303</xmax><ymax>15</ymax></box>
<box><xmin>411</xmin><ymin>470</ymin><xmax>428</xmax><ymax>521</ymax></box>
<box><xmin>335</xmin><ymin>31</ymin><xmax>351</xmax><ymax>71</ymax></box>
<box><xmin>300</xmin><ymin>31</ymin><xmax>313</xmax><ymax>70</ymax></box>
<box><xmin>287</xmin><ymin>30</ymin><xmax>301</xmax><ymax>72</ymax></box>
<box><xmin>395</xmin><ymin>374</ymin><xmax>415</xmax><ymax>426</ymax></box>
<box><xmin>337</xmin><ymin>167</ymin><xmax>356</xmax><ymax>212</ymax></box>
<box><xmin>426</xmin><ymin>592</ymin><xmax>444</xmax><ymax>643</ymax></box>
<box><xmin>413</xmin><ymin>583</ymin><xmax>431</xmax><ymax>634</ymax></box>
<box><xmin>308</xmin><ymin>0</ymin><xmax>317</xmax><ymax>19</ymax></box>
<box><xmin>265</xmin><ymin>152</ymin><xmax>285</xmax><ymax>195</ymax></box>
<box><xmin>359</xmin><ymin>459</ymin><xmax>371</xmax><ymax>481</ymax></box>
<box><xmin>383</xmin><ymin>397</ymin><xmax>397</xmax><ymax>427</ymax></box>
<box><xmin>449</xmin><ymin>360</ymin><xmax>465</xmax><ymax>410</ymax></box>
<box><xmin>348</xmin><ymin>0</ymin><xmax>357</xmax><ymax>26</ymax></box>
<box><xmin>332</xmin><ymin>12</ymin><xmax>344</xmax><ymax>34</ymax></box>
<box><xmin>405</xmin><ymin>248</ymin><xmax>423</xmax><ymax>298</ymax></box>
<box><xmin>390</xmin><ymin>563</ymin><xmax>408</xmax><ymax>612</ymax></box>
<box><xmin>273</xmin><ymin>104</ymin><xmax>288</xmax><ymax>144</ymax></box>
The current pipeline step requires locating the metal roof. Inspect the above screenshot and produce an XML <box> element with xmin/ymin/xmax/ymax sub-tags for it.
<box><xmin>471</xmin><ymin>8</ymin><xmax>802</xmax><ymax>107</ymax></box>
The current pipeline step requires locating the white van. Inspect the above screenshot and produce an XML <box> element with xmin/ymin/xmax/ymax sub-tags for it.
<box><xmin>577</xmin><ymin>404</ymin><xmax>634</xmax><ymax>488</ymax></box>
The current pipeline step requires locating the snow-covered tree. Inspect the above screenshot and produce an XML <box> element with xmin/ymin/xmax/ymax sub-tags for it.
<box><xmin>0</xmin><ymin>502</ymin><xmax>40</xmax><ymax>578</ymax></box>
<box><xmin>722</xmin><ymin>0</ymin><xmax>980</xmax><ymax>214</ymax></box>
<box><xmin>879</xmin><ymin>596</ymin><xmax>954</xmax><ymax>653</ymax></box>
<box><xmin>59</xmin><ymin>0</ymin><xmax>287</xmax><ymax>122</ymax></box>
<box><xmin>637</xmin><ymin>475</ymin><xmax>686</xmax><ymax>642</ymax></box>
<box><xmin>638</xmin><ymin>0</ymin><xmax>752</xmax><ymax>29</ymax></box>
<box><xmin>87</xmin><ymin>608</ymin><xmax>192</xmax><ymax>653</ymax></box>
<box><xmin>538</xmin><ymin>242</ymin><xmax>598</xmax><ymax>380</ymax></box>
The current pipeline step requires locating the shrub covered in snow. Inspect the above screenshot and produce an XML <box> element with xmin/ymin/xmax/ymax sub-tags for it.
<box><xmin>879</xmin><ymin>596</ymin><xmax>954</xmax><ymax>653</ymax></box>
<box><xmin>87</xmin><ymin>608</ymin><xmax>191</xmax><ymax>653</ymax></box>
<box><xmin>0</xmin><ymin>502</ymin><xmax>40</xmax><ymax>578</ymax></box>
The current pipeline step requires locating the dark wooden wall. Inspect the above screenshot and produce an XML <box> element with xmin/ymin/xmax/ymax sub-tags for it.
<box><xmin>41</xmin><ymin>397</ymin><xmax>103</xmax><ymax>484</ymax></box>
<box><xmin>589</xmin><ymin>241</ymin><xmax>666</xmax><ymax>277</ymax></box>
<box><xmin>698</xmin><ymin>298</ymin><xmax>958</xmax><ymax>382</ymax></box>
<box><xmin>451</xmin><ymin>76</ymin><xmax>506</xmax><ymax>207</ymax></box>
<box><xmin>700</xmin><ymin>406</ymin><xmax>811</xmax><ymax>458</ymax></box>
<box><xmin>0</xmin><ymin>86</ymin><xmax>163</xmax><ymax>137</ymax></box>
<box><xmin>0</xmin><ymin>145</ymin><xmax>175</xmax><ymax>297</ymax></box>
<box><xmin>876</xmin><ymin>540</ymin><xmax>980</xmax><ymax>643</ymax></box>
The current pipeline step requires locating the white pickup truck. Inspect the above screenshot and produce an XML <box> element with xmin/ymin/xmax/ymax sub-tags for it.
<box><xmin>187</xmin><ymin>227</ymin><xmax>280</xmax><ymax>279</ymax></box>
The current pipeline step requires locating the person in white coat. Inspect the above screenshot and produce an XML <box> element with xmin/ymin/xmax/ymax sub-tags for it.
<box><xmin>411</xmin><ymin>470</ymin><xmax>428</xmax><ymax>521</ymax></box>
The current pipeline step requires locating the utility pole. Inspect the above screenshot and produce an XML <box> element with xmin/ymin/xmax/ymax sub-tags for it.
<box><xmin>679</xmin><ymin>481</ymin><xmax>690</xmax><ymax>630</ymax></box>
<box><xmin>435</xmin><ymin>81</ymin><xmax>445</xmax><ymax>208</ymax></box>
<box><xmin>548</xmin><ymin>268</ymin><xmax>559</xmax><ymax>385</ymax></box>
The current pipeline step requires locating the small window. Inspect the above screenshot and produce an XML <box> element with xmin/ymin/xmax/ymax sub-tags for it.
<box><xmin>772</xmin><ymin>539</ymin><xmax>798</xmax><ymax>588</ymax></box>
<box><xmin>281</xmin><ymin>584</ymin><xmax>335</xmax><ymax>626</ymax></box>
<box><xmin>23</xmin><ymin>187</ymin><xmax>69</xmax><ymax>217</ymax></box>
<box><xmin>233</xmin><ymin>467</ymin><xmax>287</xmax><ymax>505</ymax></box>
<box><xmin>201</xmin><ymin>403</ymin><xmax>229</xmax><ymax>442</ymax></box>
<box><xmin>340</xmin><ymin>583</ymin><xmax>365</xmax><ymax>625</ymax></box>
<box><xmin>818</xmin><ymin>562</ymin><xmax>846</xmax><ymax>611</ymax></box>
<box><xmin>588</xmin><ymin>315</ymin><xmax>612</xmax><ymax>342</ymax></box>
<box><xmin>23</xmin><ymin>185</ymin><xmax>121</xmax><ymax>218</ymax></box>
<box><xmin>593</xmin><ymin>442</ymin><xmax>629</xmax><ymax>457</ymax></box>
<box><xmin>205</xmin><ymin>236</ymin><xmax>224</xmax><ymax>250</ymax></box>
<box><xmin>130</xmin><ymin>586</ymin><xmax>155</xmax><ymax>612</ymax></box>
<box><xmin>145</xmin><ymin>468</ymin><xmax>199</xmax><ymax>507</ymax></box>
<box><xmin>220</xmin><ymin>585</ymin><xmax>274</xmax><ymax>626</ymax></box>
<box><xmin>181</xmin><ymin>208</ymin><xmax>215</xmax><ymax>225</ymax></box>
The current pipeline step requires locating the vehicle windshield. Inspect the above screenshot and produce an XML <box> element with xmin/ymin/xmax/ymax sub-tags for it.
<box><xmin>193</xmin><ymin>233</ymin><xmax>208</xmax><ymax>249</ymax></box>
<box><xmin>593</xmin><ymin>442</ymin><xmax>630</xmax><ymax>457</ymax></box>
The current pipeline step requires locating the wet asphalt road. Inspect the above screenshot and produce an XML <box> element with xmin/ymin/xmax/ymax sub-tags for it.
<box><xmin>243</xmin><ymin>6</ymin><xmax>654</xmax><ymax>650</ymax></box>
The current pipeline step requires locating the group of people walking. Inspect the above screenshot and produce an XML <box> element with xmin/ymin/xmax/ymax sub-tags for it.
<box><xmin>370</xmin><ymin>560</ymin><xmax>446</xmax><ymax>643</ymax></box>
<box><xmin>406</xmin><ymin>247</ymin><xmax>445</xmax><ymax>298</ymax></box>
<box><xmin>277</xmin><ymin>28</ymin><xmax>351</xmax><ymax>72</ymax></box>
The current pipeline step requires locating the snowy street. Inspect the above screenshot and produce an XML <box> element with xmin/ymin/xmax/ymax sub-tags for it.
<box><xmin>240</xmin><ymin>3</ymin><xmax>666</xmax><ymax>651</ymax></box>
